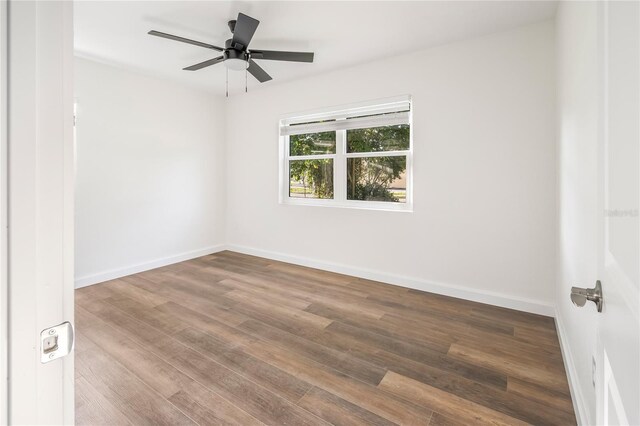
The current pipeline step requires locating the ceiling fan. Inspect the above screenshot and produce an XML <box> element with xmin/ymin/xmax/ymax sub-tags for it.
<box><xmin>148</xmin><ymin>12</ymin><xmax>314</xmax><ymax>94</ymax></box>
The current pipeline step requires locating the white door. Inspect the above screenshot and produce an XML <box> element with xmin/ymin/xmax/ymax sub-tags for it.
<box><xmin>595</xmin><ymin>1</ymin><xmax>639</xmax><ymax>425</ymax></box>
<box><xmin>6</xmin><ymin>1</ymin><xmax>75</xmax><ymax>424</ymax></box>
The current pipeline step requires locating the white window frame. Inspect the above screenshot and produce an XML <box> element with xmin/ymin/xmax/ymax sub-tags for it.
<box><xmin>279</xmin><ymin>95</ymin><xmax>413</xmax><ymax>212</ymax></box>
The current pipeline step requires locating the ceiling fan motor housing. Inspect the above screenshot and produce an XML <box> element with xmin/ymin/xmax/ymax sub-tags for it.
<box><xmin>224</xmin><ymin>48</ymin><xmax>249</xmax><ymax>70</ymax></box>
<box><xmin>224</xmin><ymin>47</ymin><xmax>248</xmax><ymax>61</ymax></box>
<box><xmin>225</xmin><ymin>37</ymin><xmax>248</xmax><ymax>52</ymax></box>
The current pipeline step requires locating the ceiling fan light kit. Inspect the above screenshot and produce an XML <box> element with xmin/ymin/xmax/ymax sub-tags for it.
<box><xmin>148</xmin><ymin>12</ymin><xmax>314</xmax><ymax>97</ymax></box>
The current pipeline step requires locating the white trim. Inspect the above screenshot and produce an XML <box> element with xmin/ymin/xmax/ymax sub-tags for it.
<box><xmin>61</xmin><ymin>2</ymin><xmax>75</xmax><ymax>421</ymax></box>
<box><xmin>7</xmin><ymin>2</ymin><xmax>75</xmax><ymax>421</ymax></box>
<box><xmin>281</xmin><ymin>111</ymin><xmax>410</xmax><ymax>136</ymax></box>
<box><xmin>281</xmin><ymin>94</ymin><xmax>411</xmax><ymax>125</ymax></box>
<box><xmin>288</xmin><ymin>153</ymin><xmax>334</xmax><ymax>161</ymax></box>
<box><xmin>281</xmin><ymin>96</ymin><xmax>413</xmax><ymax>212</ymax></box>
<box><xmin>74</xmin><ymin>244</ymin><xmax>226</xmax><ymax>288</ymax></box>
<box><xmin>344</xmin><ymin>150</ymin><xmax>409</xmax><ymax>158</ymax></box>
<box><xmin>0</xmin><ymin>0</ymin><xmax>7</xmax><ymax>422</ymax></box>
<box><xmin>226</xmin><ymin>244</ymin><xmax>555</xmax><ymax>316</ymax></box>
<box><xmin>75</xmin><ymin>243</ymin><xmax>556</xmax><ymax>316</ymax></box>
<box><xmin>555</xmin><ymin>310</ymin><xmax>591</xmax><ymax>426</ymax></box>
<box><xmin>282</xmin><ymin>196</ymin><xmax>413</xmax><ymax>212</ymax></box>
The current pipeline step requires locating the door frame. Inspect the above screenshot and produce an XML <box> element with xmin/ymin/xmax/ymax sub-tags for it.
<box><xmin>4</xmin><ymin>0</ymin><xmax>75</xmax><ymax>423</ymax></box>
<box><xmin>1</xmin><ymin>0</ymin><xmax>8</xmax><ymax>423</ymax></box>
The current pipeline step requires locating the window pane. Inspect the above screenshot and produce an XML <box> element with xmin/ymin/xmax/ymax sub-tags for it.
<box><xmin>290</xmin><ymin>131</ymin><xmax>336</xmax><ymax>156</ymax></box>
<box><xmin>347</xmin><ymin>156</ymin><xmax>406</xmax><ymax>203</ymax></box>
<box><xmin>347</xmin><ymin>124</ymin><xmax>410</xmax><ymax>153</ymax></box>
<box><xmin>289</xmin><ymin>159</ymin><xmax>334</xmax><ymax>199</ymax></box>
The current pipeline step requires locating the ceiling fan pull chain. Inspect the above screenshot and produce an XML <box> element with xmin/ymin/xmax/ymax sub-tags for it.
<box><xmin>226</xmin><ymin>67</ymin><xmax>229</xmax><ymax>98</ymax></box>
<box><xmin>245</xmin><ymin>66</ymin><xmax>248</xmax><ymax>93</ymax></box>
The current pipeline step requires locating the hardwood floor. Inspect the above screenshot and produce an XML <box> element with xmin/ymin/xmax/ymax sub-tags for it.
<box><xmin>75</xmin><ymin>251</ymin><xmax>575</xmax><ymax>425</ymax></box>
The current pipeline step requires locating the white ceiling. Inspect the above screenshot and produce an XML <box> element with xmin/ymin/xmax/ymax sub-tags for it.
<box><xmin>75</xmin><ymin>1</ymin><xmax>557</xmax><ymax>95</ymax></box>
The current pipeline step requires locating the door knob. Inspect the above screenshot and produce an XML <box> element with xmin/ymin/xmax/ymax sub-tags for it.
<box><xmin>570</xmin><ymin>280</ymin><xmax>603</xmax><ymax>312</ymax></box>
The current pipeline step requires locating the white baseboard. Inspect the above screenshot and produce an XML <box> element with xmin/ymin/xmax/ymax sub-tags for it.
<box><xmin>226</xmin><ymin>244</ymin><xmax>555</xmax><ymax>317</ymax></box>
<box><xmin>555</xmin><ymin>310</ymin><xmax>591</xmax><ymax>425</ymax></box>
<box><xmin>74</xmin><ymin>244</ymin><xmax>226</xmax><ymax>288</ymax></box>
<box><xmin>76</xmin><ymin>242</ymin><xmax>555</xmax><ymax>317</ymax></box>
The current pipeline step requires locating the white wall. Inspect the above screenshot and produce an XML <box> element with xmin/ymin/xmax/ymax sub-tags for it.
<box><xmin>225</xmin><ymin>21</ymin><xmax>557</xmax><ymax>315</ymax></box>
<box><xmin>555</xmin><ymin>2</ymin><xmax>600</xmax><ymax>424</ymax></box>
<box><xmin>74</xmin><ymin>57</ymin><xmax>226</xmax><ymax>286</ymax></box>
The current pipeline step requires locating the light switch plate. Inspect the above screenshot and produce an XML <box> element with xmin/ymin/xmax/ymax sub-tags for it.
<box><xmin>40</xmin><ymin>321</ymin><xmax>74</xmax><ymax>363</ymax></box>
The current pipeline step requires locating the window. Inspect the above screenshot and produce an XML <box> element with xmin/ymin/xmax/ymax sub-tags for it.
<box><xmin>280</xmin><ymin>96</ymin><xmax>412</xmax><ymax>211</ymax></box>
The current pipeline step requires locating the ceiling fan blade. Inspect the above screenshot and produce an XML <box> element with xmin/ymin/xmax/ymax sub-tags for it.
<box><xmin>247</xmin><ymin>59</ymin><xmax>272</xmax><ymax>83</ymax></box>
<box><xmin>183</xmin><ymin>56</ymin><xmax>225</xmax><ymax>71</ymax></box>
<box><xmin>231</xmin><ymin>13</ymin><xmax>259</xmax><ymax>50</ymax></box>
<box><xmin>250</xmin><ymin>50</ymin><xmax>314</xmax><ymax>63</ymax></box>
<box><xmin>148</xmin><ymin>30</ymin><xmax>224</xmax><ymax>51</ymax></box>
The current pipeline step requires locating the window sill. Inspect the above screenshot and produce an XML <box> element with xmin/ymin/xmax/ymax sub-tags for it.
<box><xmin>280</xmin><ymin>197</ymin><xmax>413</xmax><ymax>212</ymax></box>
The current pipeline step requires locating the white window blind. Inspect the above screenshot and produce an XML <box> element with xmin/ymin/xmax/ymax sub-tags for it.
<box><xmin>280</xmin><ymin>99</ymin><xmax>410</xmax><ymax>136</ymax></box>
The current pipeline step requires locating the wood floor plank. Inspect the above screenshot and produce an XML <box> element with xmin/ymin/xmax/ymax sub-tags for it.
<box><xmin>378</xmin><ymin>371</ymin><xmax>528</xmax><ymax>426</ymax></box>
<box><xmin>243</xmin><ymin>340</ymin><xmax>433</xmax><ymax>425</ymax></box>
<box><xmin>76</xmin><ymin>251</ymin><xmax>575</xmax><ymax>425</ymax></box>
<box><xmin>225</xmin><ymin>286</ymin><xmax>311</xmax><ymax>311</ymax></box>
<box><xmin>306</xmin><ymin>303</ymin><xmax>454</xmax><ymax>353</ymax></box>
<box><xmin>79</xmin><ymin>297</ymin><xmax>327</xmax><ymax>425</ymax></box>
<box><xmin>128</xmin><ymin>270</ymin><xmax>234</xmax><ymax>301</ymax></box>
<box><xmin>76</xmin><ymin>345</ymin><xmax>196</xmax><ymax>425</ymax></box>
<box><xmin>103</xmin><ymin>278</ymin><xmax>168</xmax><ymax>307</ymax></box>
<box><xmin>210</xmin><ymin>264</ymin><xmax>370</xmax><ymax>300</ymax></box>
<box><xmin>322</xmin><ymin>317</ymin><xmax>450</xmax><ymax>365</ymax></box>
<box><xmin>507</xmin><ymin>377</ymin><xmax>575</xmax><ymax>414</ymax></box>
<box><xmin>161</xmin><ymin>340</ymin><xmax>330</xmax><ymax>425</ymax></box>
<box><xmin>77</xmin><ymin>305</ymin><xmax>271</xmax><ymax>421</ymax></box>
<box><xmin>470</xmin><ymin>306</ymin><xmax>556</xmax><ymax>331</ymax></box>
<box><xmin>310</xmin><ymin>323</ymin><xmax>509</xmax><ymax>391</ymax></box>
<box><xmin>238</xmin><ymin>318</ymin><xmax>388</xmax><ymax>386</ymax></box>
<box><xmin>297</xmin><ymin>386</ymin><xmax>398</xmax><ymax>426</ymax></box>
<box><xmin>105</xmin><ymin>296</ymin><xmax>190</xmax><ymax>335</ymax></box>
<box><xmin>448</xmin><ymin>326</ymin><xmax>564</xmax><ymax>366</ymax></box>
<box><xmin>448</xmin><ymin>343</ymin><xmax>571</xmax><ymax>393</ymax></box>
<box><xmin>264</xmin><ymin>260</ymin><xmax>355</xmax><ymax>284</ymax></box>
<box><xmin>220</xmin><ymin>275</ymin><xmax>371</xmax><ymax>312</ymax></box>
<box><xmin>174</xmin><ymin>327</ymin><xmax>313</xmax><ymax>403</ymax></box>
<box><xmin>227</xmin><ymin>277</ymin><xmax>386</xmax><ymax>319</ymax></box>
<box><xmin>75</xmin><ymin>280</ymin><xmax>122</xmax><ymax>304</ymax></box>
<box><xmin>427</xmin><ymin>412</ymin><xmax>470</xmax><ymax>426</ymax></box>
<box><xmin>76</xmin><ymin>306</ymin><xmax>193</xmax><ymax>397</ymax></box>
<box><xmin>452</xmin><ymin>333</ymin><xmax>566</xmax><ymax>374</ymax></box>
<box><xmin>155</xmin><ymin>301</ymin><xmax>256</xmax><ymax>345</ymax></box>
<box><xmin>167</xmin><ymin>389</ymin><xmax>264</xmax><ymax>426</ymax></box>
<box><xmin>513</xmin><ymin>324</ymin><xmax>562</xmax><ymax>348</ymax></box>
<box><xmin>122</xmin><ymin>274</ymin><xmax>248</xmax><ymax>326</ymax></box>
<box><xmin>75</xmin><ymin>375</ymin><xmax>133</xmax><ymax>426</ymax></box>
<box><xmin>368</xmin><ymin>349</ymin><xmax>576</xmax><ymax>425</ymax></box>
<box><xmin>255</xmin><ymin>269</ymin><xmax>372</xmax><ymax>300</ymax></box>
<box><xmin>221</xmin><ymin>296</ymin><xmax>332</xmax><ymax>338</ymax></box>
<box><xmin>220</xmin><ymin>290</ymin><xmax>333</xmax><ymax>330</ymax></box>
